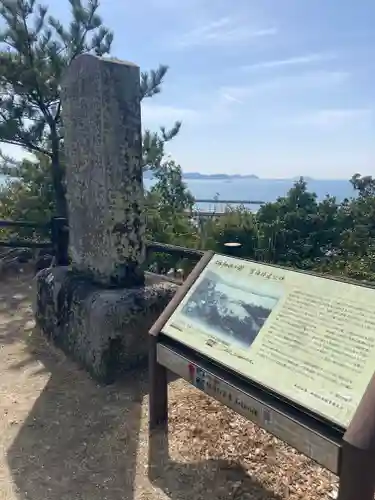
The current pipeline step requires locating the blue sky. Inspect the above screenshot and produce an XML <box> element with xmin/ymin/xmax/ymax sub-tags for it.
<box><xmin>3</xmin><ymin>0</ymin><xmax>375</xmax><ymax>178</ymax></box>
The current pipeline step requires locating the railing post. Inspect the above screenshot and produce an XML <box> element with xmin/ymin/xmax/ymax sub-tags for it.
<box><xmin>51</xmin><ymin>217</ymin><xmax>69</xmax><ymax>266</ymax></box>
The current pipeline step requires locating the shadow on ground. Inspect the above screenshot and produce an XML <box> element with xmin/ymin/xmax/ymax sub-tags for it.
<box><xmin>0</xmin><ymin>274</ymin><xmax>35</xmax><ymax>346</ymax></box>
<box><xmin>149</xmin><ymin>431</ymin><xmax>281</xmax><ymax>500</ymax></box>
<box><xmin>3</xmin><ymin>274</ymin><xmax>281</xmax><ymax>500</ymax></box>
<box><xmin>7</xmin><ymin>313</ymin><xmax>147</xmax><ymax>500</ymax></box>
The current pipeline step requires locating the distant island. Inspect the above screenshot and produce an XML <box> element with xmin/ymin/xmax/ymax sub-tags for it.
<box><xmin>182</xmin><ymin>172</ymin><xmax>259</xmax><ymax>180</ymax></box>
<box><xmin>144</xmin><ymin>171</ymin><xmax>259</xmax><ymax>180</ymax></box>
<box><xmin>142</xmin><ymin>171</ymin><xmax>319</xmax><ymax>182</ymax></box>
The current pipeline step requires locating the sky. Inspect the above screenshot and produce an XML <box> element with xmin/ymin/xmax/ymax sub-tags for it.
<box><xmin>2</xmin><ymin>0</ymin><xmax>375</xmax><ymax>178</ymax></box>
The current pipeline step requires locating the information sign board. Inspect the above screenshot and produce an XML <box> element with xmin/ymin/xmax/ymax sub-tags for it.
<box><xmin>149</xmin><ymin>252</ymin><xmax>375</xmax><ymax>500</ymax></box>
<box><xmin>161</xmin><ymin>254</ymin><xmax>375</xmax><ymax>429</ymax></box>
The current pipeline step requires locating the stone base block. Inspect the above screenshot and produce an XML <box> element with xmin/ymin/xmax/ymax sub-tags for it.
<box><xmin>34</xmin><ymin>267</ymin><xmax>177</xmax><ymax>383</ymax></box>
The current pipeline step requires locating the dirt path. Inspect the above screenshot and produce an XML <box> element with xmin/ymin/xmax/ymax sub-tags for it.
<box><xmin>0</xmin><ymin>273</ymin><xmax>337</xmax><ymax>500</ymax></box>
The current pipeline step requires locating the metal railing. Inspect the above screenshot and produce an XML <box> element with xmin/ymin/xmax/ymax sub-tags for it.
<box><xmin>190</xmin><ymin>198</ymin><xmax>265</xmax><ymax>217</ymax></box>
<box><xmin>147</xmin><ymin>241</ymin><xmax>203</xmax><ymax>259</ymax></box>
<box><xmin>195</xmin><ymin>198</ymin><xmax>265</xmax><ymax>205</ymax></box>
<box><xmin>0</xmin><ymin>218</ymin><xmax>203</xmax><ymax>272</ymax></box>
<box><xmin>0</xmin><ymin>217</ymin><xmax>69</xmax><ymax>265</ymax></box>
<box><xmin>0</xmin><ymin>219</ymin><xmax>52</xmax><ymax>248</ymax></box>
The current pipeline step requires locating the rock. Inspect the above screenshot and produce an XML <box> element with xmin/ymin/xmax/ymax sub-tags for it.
<box><xmin>35</xmin><ymin>267</ymin><xmax>177</xmax><ymax>383</ymax></box>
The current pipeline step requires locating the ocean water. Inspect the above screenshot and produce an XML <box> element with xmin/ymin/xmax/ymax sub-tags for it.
<box><xmin>1</xmin><ymin>174</ymin><xmax>356</xmax><ymax>212</ymax></box>
<box><xmin>144</xmin><ymin>178</ymin><xmax>357</xmax><ymax>212</ymax></box>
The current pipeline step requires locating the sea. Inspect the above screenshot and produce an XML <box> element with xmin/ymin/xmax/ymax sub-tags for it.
<box><xmin>0</xmin><ymin>175</ymin><xmax>357</xmax><ymax>213</ymax></box>
<box><xmin>144</xmin><ymin>178</ymin><xmax>357</xmax><ymax>212</ymax></box>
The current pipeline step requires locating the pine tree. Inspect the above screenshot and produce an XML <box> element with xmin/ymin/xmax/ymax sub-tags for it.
<box><xmin>0</xmin><ymin>0</ymin><xmax>180</xmax><ymax>217</ymax></box>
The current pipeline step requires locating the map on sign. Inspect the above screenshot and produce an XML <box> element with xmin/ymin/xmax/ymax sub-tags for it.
<box><xmin>162</xmin><ymin>254</ymin><xmax>375</xmax><ymax>429</ymax></box>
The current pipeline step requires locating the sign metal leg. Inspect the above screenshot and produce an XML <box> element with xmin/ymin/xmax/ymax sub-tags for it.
<box><xmin>149</xmin><ymin>336</ymin><xmax>168</xmax><ymax>431</ymax></box>
<box><xmin>148</xmin><ymin>336</ymin><xmax>169</xmax><ymax>480</ymax></box>
<box><xmin>338</xmin><ymin>442</ymin><xmax>375</xmax><ymax>500</ymax></box>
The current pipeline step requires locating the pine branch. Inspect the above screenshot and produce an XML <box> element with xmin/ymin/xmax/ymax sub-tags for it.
<box><xmin>18</xmin><ymin>1</ymin><xmax>54</xmax><ymax>126</ymax></box>
<box><xmin>140</xmin><ymin>64</ymin><xmax>169</xmax><ymax>100</ymax></box>
<box><xmin>0</xmin><ymin>137</ymin><xmax>49</xmax><ymax>156</ymax></box>
<box><xmin>0</xmin><ymin>0</ymin><xmax>183</xmax><ymax>218</ymax></box>
<box><xmin>160</xmin><ymin>121</ymin><xmax>182</xmax><ymax>142</ymax></box>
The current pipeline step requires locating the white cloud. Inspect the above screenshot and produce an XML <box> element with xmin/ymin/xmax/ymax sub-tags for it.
<box><xmin>303</xmin><ymin>71</ymin><xmax>349</xmax><ymax>87</ymax></box>
<box><xmin>148</xmin><ymin>0</ymin><xmax>203</xmax><ymax>9</ymax></box>
<box><xmin>221</xmin><ymin>93</ymin><xmax>243</xmax><ymax>104</ymax></box>
<box><xmin>171</xmin><ymin>17</ymin><xmax>277</xmax><ymax>49</ymax></box>
<box><xmin>292</xmin><ymin>108</ymin><xmax>373</xmax><ymax>130</ymax></box>
<box><xmin>241</xmin><ymin>52</ymin><xmax>336</xmax><ymax>72</ymax></box>
<box><xmin>142</xmin><ymin>103</ymin><xmax>199</xmax><ymax>125</ymax></box>
<box><xmin>220</xmin><ymin>70</ymin><xmax>350</xmax><ymax>103</ymax></box>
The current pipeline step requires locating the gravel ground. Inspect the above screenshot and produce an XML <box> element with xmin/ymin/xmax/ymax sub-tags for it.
<box><xmin>0</xmin><ymin>273</ymin><xmax>338</xmax><ymax>500</ymax></box>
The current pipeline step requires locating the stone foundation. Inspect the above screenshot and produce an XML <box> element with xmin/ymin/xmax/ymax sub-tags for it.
<box><xmin>35</xmin><ymin>267</ymin><xmax>177</xmax><ymax>383</ymax></box>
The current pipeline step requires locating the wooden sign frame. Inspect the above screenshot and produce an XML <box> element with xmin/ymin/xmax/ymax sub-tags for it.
<box><xmin>149</xmin><ymin>251</ymin><xmax>375</xmax><ymax>500</ymax></box>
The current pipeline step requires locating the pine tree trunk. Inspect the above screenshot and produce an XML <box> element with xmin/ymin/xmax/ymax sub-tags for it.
<box><xmin>51</xmin><ymin>137</ymin><xmax>67</xmax><ymax>219</ymax></box>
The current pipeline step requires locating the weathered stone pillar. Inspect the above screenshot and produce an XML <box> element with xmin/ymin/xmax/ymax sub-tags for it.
<box><xmin>61</xmin><ymin>54</ymin><xmax>145</xmax><ymax>287</ymax></box>
<box><xmin>35</xmin><ymin>54</ymin><xmax>178</xmax><ymax>384</ymax></box>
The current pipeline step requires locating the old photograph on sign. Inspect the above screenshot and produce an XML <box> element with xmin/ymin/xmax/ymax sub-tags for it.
<box><xmin>180</xmin><ymin>269</ymin><xmax>282</xmax><ymax>348</ymax></box>
<box><xmin>163</xmin><ymin>256</ymin><xmax>286</xmax><ymax>363</ymax></box>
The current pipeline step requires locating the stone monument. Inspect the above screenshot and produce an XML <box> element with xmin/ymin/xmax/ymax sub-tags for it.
<box><xmin>62</xmin><ymin>54</ymin><xmax>145</xmax><ymax>287</ymax></box>
<box><xmin>34</xmin><ymin>54</ymin><xmax>177</xmax><ymax>383</ymax></box>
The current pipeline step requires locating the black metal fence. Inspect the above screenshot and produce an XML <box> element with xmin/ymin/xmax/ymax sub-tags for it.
<box><xmin>0</xmin><ymin>218</ymin><xmax>203</xmax><ymax>276</ymax></box>
<box><xmin>0</xmin><ymin>217</ymin><xmax>69</xmax><ymax>265</ymax></box>
<box><xmin>192</xmin><ymin>198</ymin><xmax>265</xmax><ymax>216</ymax></box>
<box><xmin>195</xmin><ymin>198</ymin><xmax>265</xmax><ymax>206</ymax></box>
